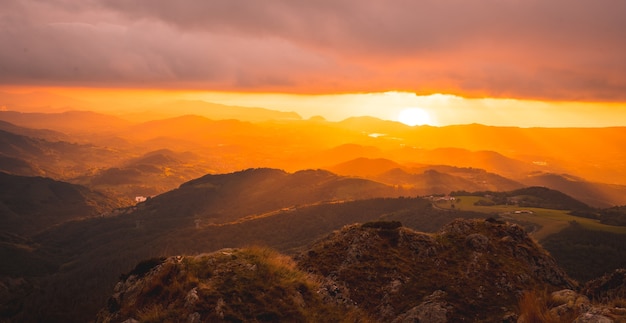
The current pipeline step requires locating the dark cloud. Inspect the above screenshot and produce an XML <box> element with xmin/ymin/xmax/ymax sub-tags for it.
<box><xmin>1</xmin><ymin>0</ymin><xmax>626</xmax><ymax>100</ymax></box>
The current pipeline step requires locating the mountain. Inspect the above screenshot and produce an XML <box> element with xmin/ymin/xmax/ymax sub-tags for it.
<box><xmin>74</xmin><ymin>149</ymin><xmax>212</xmax><ymax>199</ymax></box>
<box><xmin>0</xmin><ymin>120</ymin><xmax>71</xmax><ymax>142</ymax></box>
<box><xmin>328</xmin><ymin>157</ymin><xmax>407</xmax><ymax>177</ymax></box>
<box><xmin>95</xmin><ymin>248</ymin><xmax>368</xmax><ymax>323</ymax></box>
<box><xmin>135</xmin><ymin>100</ymin><xmax>302</xmax><ymax>122</ymax></box>
<box><xmin>96</xmin><ymin>219</ymin><xmax>616</xmax><ymax>322</ymax></box>
<box><xmin>519</xmin><ymin>172</ymin><xmax>626</xmax><ymax>208</ymax></box>
<box><xmin>456</xmin><ymin>186</ymin><xmax>592</xmax><ymax>212</ymax></box>
<box><xmin>0</xmin><ymin>129</ymin><xmax>130</xmax><ymax>180</ymax></box>
<box><xmin>0</xmin><ymin>91</ymin><xmax>90</xmax><ymax>112</ymax></box>
<box><xmin>327</xmin><ymin>157</ymin><xmax>524</xmax><ymax>194</ymax></box>
<box><xmin>390</xmin><ymin>147</ymin><xmax>545</xmax><ymax>179</ymax></box>
<box><xmin>0</xmin><ymin>110</ymin><xmax>132</xmax><ymax>135</ymax></box>
<box><xmin>0</xmin><ymin>155</ymin><xmax>40</xmax><ymax>177</ymax></box>
<box><xmin>4</xmin><ymin>168</ymin><xmax>623</xmax><ymax>322</ymax></box>
<box><xmin>140</xmin><ymin>168</ymin><xmax>402</xmax><ymax>224</ymax></box>
<box><xmin>15</xmin><ymin>194</ymin><xmax>483</xmax><ymax>323</ymax></box>
<box><xmin>297</xmin><ymin>219</ymin><xmax>576</xmax><ymax>322</ymax></box>
<box><xmin>0</xmin><ymin>172</ymin><xmax>118</xmax><ymax>236</ymax></box>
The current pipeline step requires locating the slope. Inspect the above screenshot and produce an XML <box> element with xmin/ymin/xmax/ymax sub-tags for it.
<box><xmin>297</xmin><ymin>219</ymin><xmax>576</xmax><ymax>322</ymax></box>
<box><xmin>0</xmin><ymin>172</ymin><xmax>119</xmax><ymax>236</ymax></box>
<box><xmin>96</xmin><ymin>219</ymin><xmax>582</xmax><ymax>323</ymax></box>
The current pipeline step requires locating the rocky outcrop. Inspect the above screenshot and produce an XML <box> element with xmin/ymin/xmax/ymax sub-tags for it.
<box><xmin>518</xmin><ymin>289</ymin><xmax>626</xmax><ymax>323</ymax></box>
<box><xmin>584</xmin><ymin>269</ymin><xmax>626</xmax><ymax>303</ymax></box>
<box><xmin>296</xmin><ymin>218</ymin><xmax>577</xmax><ymax>322</ymax></box>
<box><xmin>95</xmin><ymin>248</ymin><xmax>368</xmax><ymax>323</ymax></box>
<box><xmin>97</xmin><ymin>218</ymin><xmax>624</xmax><ymax>322</ymax></box>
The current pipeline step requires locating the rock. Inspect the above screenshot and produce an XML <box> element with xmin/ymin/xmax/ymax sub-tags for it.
<box><xmin>573</xmin><ymin>313</ymin><xmax>614</xmax><ymax>323</ymax></box>
<box><xmin>297</xmin><ymin>219</ymin><xmax>577</xmax><ymax>322</ymax></box>
<box><xmin>95</xmin><ymin>248</ymin><xmax>368</xmax><ymax>322</ymax></box>
<box><xmin>393</xmin><ymin>291</ymin><xmax>449</xmax><ymax>323</ymax></box>
<box><xmin>552</xmin><ymin>289</ymin><xmax>580</xmax><ymax>305</ymax></box>
<box><xmin>584</xmin><ymin>268</ymin><xmax>626</xmax><ymax>302</ymax></box>
<box><xmin>187</xmin><ymin>312</ymin><xmax>201</xmax><ymax>323</ymax></box>
<box><xmin>465</xmin><ymin>233</ymin><xmax>490</xmax><ymax>251</ymax></box>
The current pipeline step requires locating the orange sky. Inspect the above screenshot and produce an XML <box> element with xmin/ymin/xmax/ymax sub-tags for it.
<box><xmin>2</xmin><ymin>87</ymin><xmax>626</xmax><ymax>128</ymax></box>
<box><xmin>1</xmin><ymin>1</ymin><xmax>626</xmax><ymax>126</ymax></box>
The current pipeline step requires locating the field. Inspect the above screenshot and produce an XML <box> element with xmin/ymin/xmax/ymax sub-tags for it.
<box><xmin>435</xmin><ymin>196</ymin><xmax>626</xmax><ymax>240</ymax></box>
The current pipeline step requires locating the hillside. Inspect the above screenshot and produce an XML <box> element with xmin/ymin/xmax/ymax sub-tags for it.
<box><xmin>141</xmin><ymin>99</ymin><xmax>302</xmax><ymax>122</ymax></box>
<box><xmin>0</xmin><ymin>172</ymin><xmax>119</xmax><ymax>236</ymax></box>
<box><xmin>0</xmin><ymin>110</ymin><xmax>132</xmax><ymax>135</ymax></box>
<box><xmin>453</xmin><ymin>186</ymin><xmax>592</xmax><ymax>211</ymax></box>
<box><xmin>141</xmin><ymin>168</ymin><xmax>403</xmax><ymax>223</ymax></box>
<box><xmin>0</xmin><ymin>120</ymin><xmax>71</xmax><ymax>142</ymax></box>
<box><xmin>297</xmin><ymin>219</ymin><xmax>576</xmax><ymax>322</ymax></box>
<box><xmin>95</xmin><ymin>219</ymin><xmax>626</xmax><ymax>322</ymax></box>
<box><xmin>95</xmin><ymin>248</ymin><xmax>368</xmax><ymax>323</ymax></box>
<box><xmin>520</xmin><ymin>172</ymin><xmax>626</xmax><ymax>208</ymax></box>
<box><xmin>0</xmin><ymin>129</ymin><xmax>130</xmax><ymax>180</ymax></box>
<box><xmin>11</xmin><ymin>194</ymin><xmax>486</xmax><ymax>323</ymax></box>
<box><xmin>73</xmin><ymin>149</ymin><xmax>212</xmax><ymax>198</ymax></box>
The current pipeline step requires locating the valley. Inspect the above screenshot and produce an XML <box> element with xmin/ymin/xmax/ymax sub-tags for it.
<box><xmin>1</xmin><ymin>106</ymin><xmax>626</xmax><ymax>322</ymax></box>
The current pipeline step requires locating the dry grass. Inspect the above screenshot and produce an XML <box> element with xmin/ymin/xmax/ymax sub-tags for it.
<box><xmin>518</xmin><ymin>290</ymin><xmax>580</xmax><ymax>323</ymax></box>
<box><xmin>518</xmin><ymin>291</ymin><xmax>559</xmax><ymax>323</ymax></box>
<box><xmin>136</xmin><ymin>304</ymin><xmax>167</xmax><ymax>323</ymax></box>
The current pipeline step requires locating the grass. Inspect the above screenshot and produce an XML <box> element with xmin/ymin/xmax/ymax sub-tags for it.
<box><xmin>517</xmin><ymin>290</ymin><xmax>578</xmax><ymax>323</ymax></box>
<box><xmin>436</xmin><ymin>196</ymin><xmax>626</xmax><ymax>240</ymax></box>
<box><xmin>107</xmin><ymin>247</ymin><xmax>372</xmax><ymax>323</ymax></box>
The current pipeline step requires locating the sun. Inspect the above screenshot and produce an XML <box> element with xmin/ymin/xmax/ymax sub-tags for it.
<box><xmin>397</xmin><ymin>108</ymin><xmax>432</xmax><ymax>126</ymax></box>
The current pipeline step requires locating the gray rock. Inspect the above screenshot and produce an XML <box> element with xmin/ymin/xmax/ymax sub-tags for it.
<box><xmin>465</xmin><ymin>233</ymin><xmax>489</xmax><ymax>251</ymax></box>
<box><xmin>393</xmin><ymin>290</ymin><xmax>449</xmax><ymax>323</ymax></box>
<box><xmin>573</xmin><ymin>313</ymin><xmax>614</xmax><ymax>323</ymax></box>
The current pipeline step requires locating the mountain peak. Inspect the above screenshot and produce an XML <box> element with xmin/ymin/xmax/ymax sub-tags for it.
<box><xmin>96</xmin><ymin>247</ymin><xmax>367</xmax><ymax>323</ymax></box>
<box><xmin>297</xmin><ymin>218</ymin><xmax>576</xmax><ymax>322</ymax></box>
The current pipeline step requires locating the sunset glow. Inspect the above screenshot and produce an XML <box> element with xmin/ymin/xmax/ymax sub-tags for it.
<box><xmin>0</xmin><ymin>0</ymin><xmax>625</xmax><ymax>125</ymax></box>
<box><xmin>2</xmin><ymin>87</ymin><xmax>625</xmax><ymax>128</ymax></box>
<box><xmin>397</xmin><ymin>108</ymin><xmax>433</xmax><ymax>126</ymax></box>
<box><xmin>3</xmin><ymin>2</ymin><xmax>626</xmax><ymax>322</ymax></box>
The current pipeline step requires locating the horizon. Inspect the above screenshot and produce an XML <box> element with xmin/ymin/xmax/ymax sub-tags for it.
<box><xmin>2</xmin><ymin>87</ymin><xmax>626</xmax><ymax>128</ymax></box>
<box><xmin>2</xmin><ymin>1</ymin><xmax>626</xmax><ymax>128</ymax></box>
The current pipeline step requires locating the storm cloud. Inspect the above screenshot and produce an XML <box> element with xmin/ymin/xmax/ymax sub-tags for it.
<box><xmin>1</xmin><ymin>0</ymin><xmax>625</xmax><ymax>100</ymax></box>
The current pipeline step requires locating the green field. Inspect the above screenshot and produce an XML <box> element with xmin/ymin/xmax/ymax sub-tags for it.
<box><xmin>436</xmin><ymin>196</ymin><xmax>626</xmax><ymax>240</ymax></box>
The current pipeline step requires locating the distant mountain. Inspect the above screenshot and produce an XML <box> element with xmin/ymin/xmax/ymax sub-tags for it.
<box><xmin>0</xmin><ymin>129</ymin><xmax>129</xmax><ymax>180</ymax></box>
<box><xmin>0</xmin><ymin>120</ymin><xmax>71</xmax><ymax>142</ymax></box>
<box><xmin>519</xmin><ymin>172</ymin><xmax>626</xmax><ymax>208</ymax></box>
<box><xmin>0</xmin><ymin>172</ymin><xmax>118</xmax><ymax>235</ymax></box>
<box><xmin>0</xmin><ymin>155</ymin><xmax>40</xmax><ymax>177</ymax></box>
<box><xmin>390</xmin><ymin>147</ymin><xmax>545</xmax><ymax>179</ymax></box>
<box><xmin>123</xmin><ymin>115</ymin><xmax>263</xmax><ymax>144</ymax></box>
<box><xmin>459</xmin><ymin>186</ymin><xmax>592</xmax><ymax>211</ymax></box>
<box><xmin>75</xmin><ymin>149</ymin><xmax>212</xmax><ymax>198</ymax></box>
<box><xmin>141</xmin><ymin>168</ymin><xmax>402</xmax><ymax>223</ymax></box>
<box><xmin>0</xmin><ymin>110</ymin><xmax>132</xmax><ymax>134</ymax></box>
<box><xmin>0</xmin><ymin>91</ymin><xmax>90</xmax><ymax>112</ymax></box>
<box><xmin>327</xmin><ymin>157</ymin><xmax>524</xmax><ymax>195</ymax></box>
<box><xmin>323</xmin><ymin>120</ymin><xmax>626</xmax><ymax>185</ymax></box>
<box><xmin>328</xmin><ymin>157</ymin><xmax>406</xmax><ymax>177</ymax></box>
<box><xmin>410</xmin><ymin>165</ymin><xmax>524</xmax><ymax>191</ymax></box>
<box><xmin>135</xmin><ymin>100</ymin><xmax>302</xmax><ymax>122</ymax></box>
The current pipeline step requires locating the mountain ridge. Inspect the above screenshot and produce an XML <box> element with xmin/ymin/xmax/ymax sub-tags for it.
<box><xmin>94</xmin><ymin>219</ymin><xmax>624</xmax><ymax>323</ymax></box>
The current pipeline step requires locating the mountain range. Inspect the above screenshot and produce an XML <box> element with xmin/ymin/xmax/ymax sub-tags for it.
<box><xmin>1</xmin><ymin>105</ymin><xmax>626</xmax><ymax>322</ymax></box>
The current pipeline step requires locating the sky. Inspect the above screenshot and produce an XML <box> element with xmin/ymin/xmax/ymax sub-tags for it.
<box><xmin>1</xmin><ymin>0</ymin><xmax>626</xmax><ymax>126</ymax></box>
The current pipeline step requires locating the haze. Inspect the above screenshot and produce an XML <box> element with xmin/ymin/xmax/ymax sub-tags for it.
<box><xmin>1</xmin><ymin>0</ymin><xmax>626</xmax><ymax>127</ymax></box>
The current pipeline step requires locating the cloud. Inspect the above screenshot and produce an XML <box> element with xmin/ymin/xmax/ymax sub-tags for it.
<box><xmin>1</xmin><ymin>0</ymin><xmax>626</xmax><ymax>100</ymax></box>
